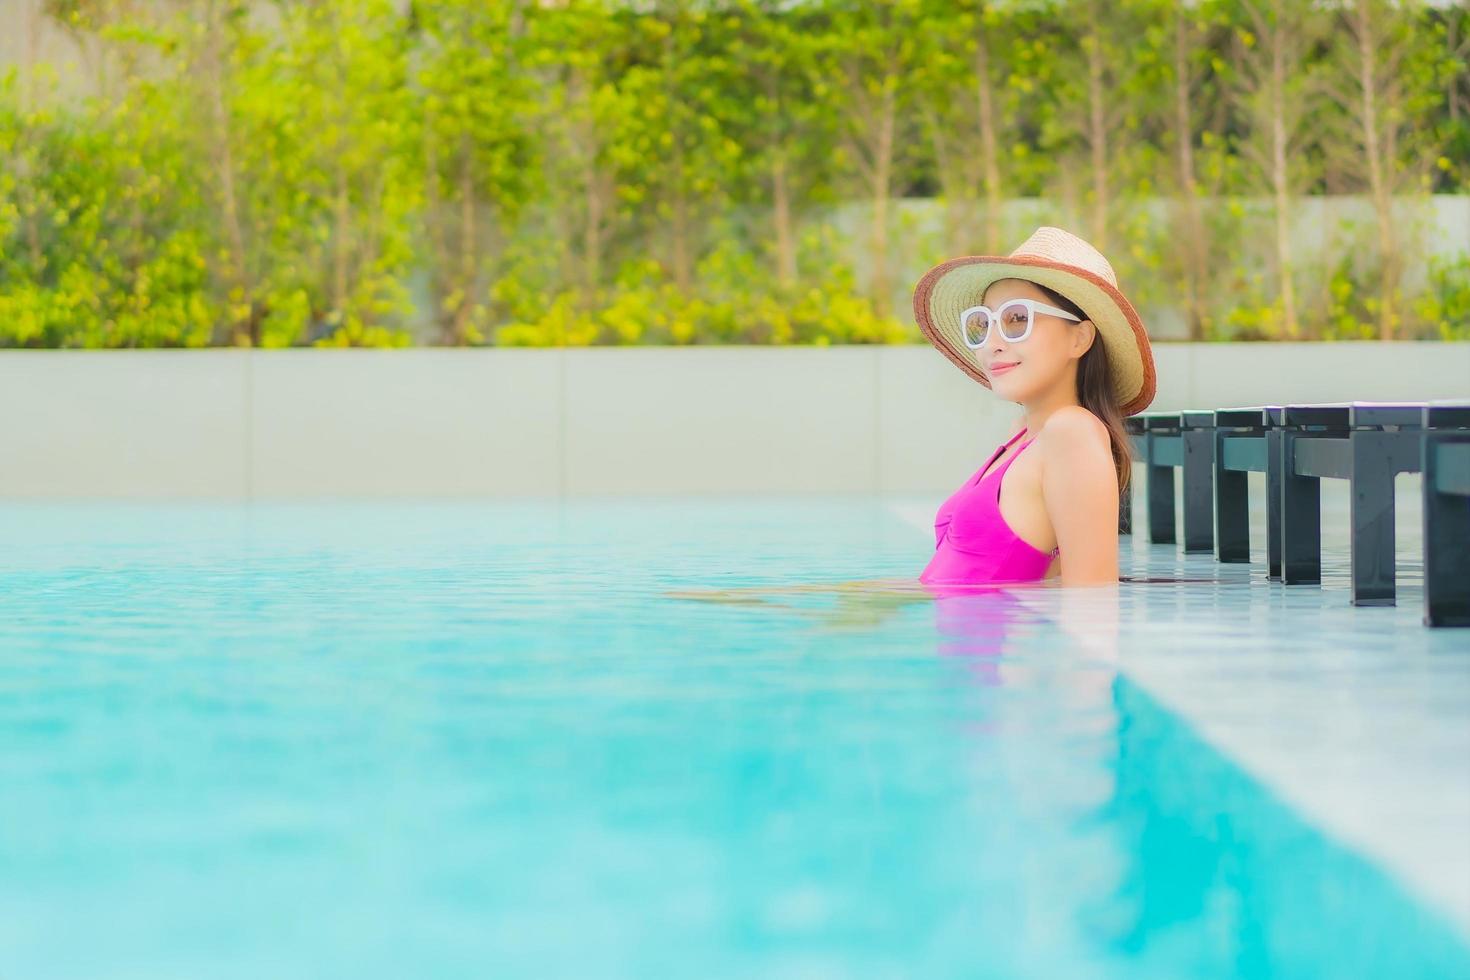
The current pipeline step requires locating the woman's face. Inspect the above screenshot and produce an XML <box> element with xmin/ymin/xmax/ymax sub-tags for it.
<box><xmin>976</xmin><ymin>278</ymin><xmax>1093</xmax><ymax>404</ymax></box>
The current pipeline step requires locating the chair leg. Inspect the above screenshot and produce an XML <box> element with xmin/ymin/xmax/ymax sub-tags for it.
<box><xmin>1147</xmin><ymin>463</ymin><xmax>1175</xmax><ymax>545</ymax></box>
<box><xmin>1349</xmin><ymin>429</ymin><xmax>1397</xmax><ymax>607</ymax></box>
<box><xmin>1281</xmin><ymin>430</ymin><xmax>1321</xmax><ymax>585</ymax></box>
<box><xmin>1215</xmin><ymin>467</ymin><xmax>1251</xmax><ymax>564</ymax></box>
<box><xmin>1424</xmin><ymin>435</ymin><xmax>1470</xmax><ymax>627</ymax></box>
<box><xmin>1183</xmin><ymin>427</ymin><xmax>1214</xmax><ymax>553</ymax></box>
<box><xmin>1267</xmin><ymin>428</ymin><xmax>1283</xmax><ymax>580</ymax></box>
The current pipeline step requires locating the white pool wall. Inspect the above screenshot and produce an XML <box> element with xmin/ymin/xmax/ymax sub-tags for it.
<box><xmin>1</xmin><ymin>343</ymin><xmax>1467</xmax><ymax>498</ymax></box>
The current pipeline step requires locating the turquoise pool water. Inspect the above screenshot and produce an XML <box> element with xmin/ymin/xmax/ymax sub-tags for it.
<box><xmin>1</xmin><ymin>500</ymin><xmax>1466</xmax><ymax>978</ymax></box>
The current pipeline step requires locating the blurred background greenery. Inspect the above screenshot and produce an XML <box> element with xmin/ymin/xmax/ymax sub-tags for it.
<box><xmin>1</xmin><ymin>0</ymin><xmax>1467</xmax><ymax>349</ymax></box>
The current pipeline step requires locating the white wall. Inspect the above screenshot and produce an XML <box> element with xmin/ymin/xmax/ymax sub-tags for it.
<box><xmin>1</xmin><ymin>343</ymin><xmax>1466</xmax><ymax>499</ymax></box>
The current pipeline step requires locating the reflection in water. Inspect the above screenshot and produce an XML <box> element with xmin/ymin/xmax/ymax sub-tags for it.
<box><xmin>927</xmin><ymin>586</ymin><xmax>1034</xmax><ymax>687</ymax></box>
<box><xmin>928</xmin><ymin>581</ymin><xmax>1122</xmax><ymax>701</ymax></box>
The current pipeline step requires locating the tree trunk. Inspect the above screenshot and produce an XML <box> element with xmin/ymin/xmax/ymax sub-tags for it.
<box><xmin>671</xmin><ymin>169</ymin><xmax>691</xmax><ymax>295</ymax></box>
<box><xmin>771</xmin><ymin>149</ymin><xmax>796</xmax><ymax>288</ymax></box>
<box><xmin>424</xmin><ymin>111</ymin><xmax>453</xmax><ymax>339</ymax></box>
<box><xmin>664</xmin><ymin>19</ymin><xmax>692</xmax><ymax>297</ymax></box>
<box><xmin>869</xmin><ymin>80</ymin><xmax>896</xmax><ymax>318</ymax></box>
<box><xmin>19</xmin><ymin>0</ymin><xmax>44</xmax><ymax>272</ymax></box>
<box><xmin>919</xmin><ymin>100</ymin><xmax>967</xmax><ymax>255</ymax></box>
<box><xmin>568</xmin><ymin>67</ymin><xmax>605</xmax><ymax>312</ymax></box>
<box><xmin>330</xmin><ymin>0</ymin><xmax>352</xmax><ymax>340</ymax></box>
<box><xmin>203</xmin><ymin>0</ymin><xmax>252</xmax><ymax>346</ymax></box>
<box><xmin>1269</xmin><ymin>8</ymin><xmax>1300</xmax><ymax>339</ymax></box>
<box><xmin>1085</xmin><ymin>0</ymin><xmax>1110</xmax><ymax>251</ymax></box>
<box><xmin>1353</xmin><ymin>0</ymin><xmax>1398</xmax><ymax>340</ymax></box>
<box><xmin>1173</xmin><ymin>6</ymin><xmax>1207</xmax><ymax>340</ymax></box>
<box><xmin>1448</xmin><ymin>14</ymin><xmax>1467</xmax><ymax>124</ymax></box>
<box><xmin>583</xmin><ymin>157</ymin><xmax>604</xmax><ymax>308</ymax></box>
<box><xmin>975</xmin><ymin>27</ymin><xmax>1003</xmax><ymax>254</ymax></box>
<box><xmin>450</xmin><ymin>137</ymin><xmax>477</xmax><ymax>346</ymax></box>
<box><xmin>333</xmin><ymin>164</ymin><xmax>350</xmax><ymax>328</ymax></box>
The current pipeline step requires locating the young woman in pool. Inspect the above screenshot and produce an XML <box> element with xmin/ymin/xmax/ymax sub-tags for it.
<box><xmin>667</xmin><ymin>225</ymin><xmax>1157</xmax><ymax>610</ymax></box>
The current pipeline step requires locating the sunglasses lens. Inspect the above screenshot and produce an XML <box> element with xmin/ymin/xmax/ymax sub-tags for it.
<box><xmin>962</xmin><ymin>309</ymin><xmax>990</xmax><ymax>347</ymax></box>
<box><xmin>997</xmin><ymin>303</ymin><xmax>1031</xmax><ymax>341</ymax></box>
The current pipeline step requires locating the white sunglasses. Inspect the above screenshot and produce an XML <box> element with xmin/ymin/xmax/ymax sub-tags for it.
<box><xmin>958</xmin><ymin>298</ymin><xmax>1082</xmax><ymax>348</ymax></box>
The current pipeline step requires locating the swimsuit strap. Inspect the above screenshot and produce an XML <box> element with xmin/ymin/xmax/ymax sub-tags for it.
<box><xmin>993</xmin><ymin>433</ymin><xmax>1037</xmax><ymax>477</ymax></box>
<box><xmin>975</xmin><ymin>427</ymin><xmax>1030</xmax><ymax>484</ymax></box>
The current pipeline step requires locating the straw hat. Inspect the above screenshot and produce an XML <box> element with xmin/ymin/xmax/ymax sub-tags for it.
<box><xmin>912</xmin><ymin>226</ymin><xmax>1156</xmax><ymax>416</ymax></box>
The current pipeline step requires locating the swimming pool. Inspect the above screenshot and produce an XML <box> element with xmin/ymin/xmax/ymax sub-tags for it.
<box><xmin>1</xmin><ymin>498</ymin><xmax>1466</xmax><ymax>978</ymax></box>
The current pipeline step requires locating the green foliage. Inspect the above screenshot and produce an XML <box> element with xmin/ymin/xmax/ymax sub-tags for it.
<box><xmin>491</xmin><ymin>276</ymin><xmax>908</xmax><ymax>348</ymax></box>
<box><xmin>0</xmin><ymin>66</ymin><xmax>218</xmax><ymax>347</ymax></box>
<box><xmin>253</xmin><ymin>0</ymin><xmax>421</xmax><ymax>347</ymax></box>
<box><xmin>492</xmin><ymin>224</ymin><xmax>910</xmax><ymax>347</ymax></box>
<box><xmin>1319</xmin><ymin>260</ymin><xmax>1391</xmax><ymax>342</ymax></box>
<box><xmin>0</xmin><ymin>0</ymin><xmax>1467</xmax><ymax>348</ymax></box>
<box><xmin>1417</xmin><ymin>254</ymin><xmax>1470</xmax><ymax>341</ymax></box>
<box><xmin>417</xmin><ymin>0</ymin><xmax>539</xmax><ymax>345</ymax></box>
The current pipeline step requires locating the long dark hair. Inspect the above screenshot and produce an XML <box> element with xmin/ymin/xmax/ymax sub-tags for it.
<box><xmin>1032</xmin><ymin>282</ymin><xmax>1134</xmax><ymax>496</ymax></box>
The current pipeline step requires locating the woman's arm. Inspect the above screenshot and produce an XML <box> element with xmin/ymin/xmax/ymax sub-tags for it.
<box><xmin>663</xmin><ymin>577</ymin><xmax>929</xmax><ymax>602</ymax></box>
<box><xmin>662</xmin><ymin>578</ymin><xmax>939</xmax><ymax>634</ymax></box>
<box><xmin>1038</xmin><ymin>406</ymin><xmax>1120</xmax><ymax>586</ymax></box>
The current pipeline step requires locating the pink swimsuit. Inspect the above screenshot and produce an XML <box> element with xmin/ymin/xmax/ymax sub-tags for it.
<box><xmin>919</xmin><ymin>427</ymin><xmax>1060</xmax><ymax>586</ymax></box>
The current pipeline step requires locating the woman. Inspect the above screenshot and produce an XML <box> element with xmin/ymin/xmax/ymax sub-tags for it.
<box><xmin>914</xmin><ymin>225</ymin><xmax>1156</xmax><ymax>588</ymax></box>
<box><xmin>667</xmin><ymin>225</ymin><xmax>1156</xmax><ymax>611</ymax></box>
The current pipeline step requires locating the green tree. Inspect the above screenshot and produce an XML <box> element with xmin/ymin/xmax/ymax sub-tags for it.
<box><xmin>911</xmin><ymin>0</ymin><xmax>1050</xmax><ymax>256</ymax></box>
<box><xmin>522</xmin><ymin>0</ymin><xmax>638</xmax><ymax>315</ymax></box>
<box><xmin>415</xmin><ymin>0</ymin><xmax>538</xmax><ymax>345</ymax></box>
<box><xmin>614</xmin><ymin>1</ymin><xmax>743</xmax><ymax>296</ymax></box>
<box><xmin>1320</xmin><ymin>0</ymin><xmax>1456</xmax><ymax>339</ymax></box>
<box><xmin>1227</xmin><ymin>0</ymin><xmax>1332</xmax><ymax>339</ymax></box>
<box><xmin>250</xmin><ymin>0</ymin><xmax>420</xmax><ymax>346</ymax></box>
<box><xmin>812</xmin><ymin>0</ymin><xmax>925</xmax><ymax>318</ymax></box>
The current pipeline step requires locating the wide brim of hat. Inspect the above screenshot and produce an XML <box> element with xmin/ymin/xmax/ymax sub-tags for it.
<box><xmin>912</xmin><ymin>254</ymin><xmax>1157</xmax><ymax>417</ymax></box>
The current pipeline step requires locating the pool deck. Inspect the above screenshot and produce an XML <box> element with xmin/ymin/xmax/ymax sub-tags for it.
<box><xmin>894</xmin><ymin>471</ymin><xmax>1470</xmax><ymax>938</ymax></box>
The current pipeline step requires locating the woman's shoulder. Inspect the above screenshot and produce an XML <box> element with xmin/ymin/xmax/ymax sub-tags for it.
<box><xmin>1033</xmin><ymin>408</ymin><xmax>1115</xmax><ymax>506</ymax></box>
<box><xmin>1035</xmin><ymin>406</ymin><xmax>1110</xmax><ymax>457</ymax></box>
